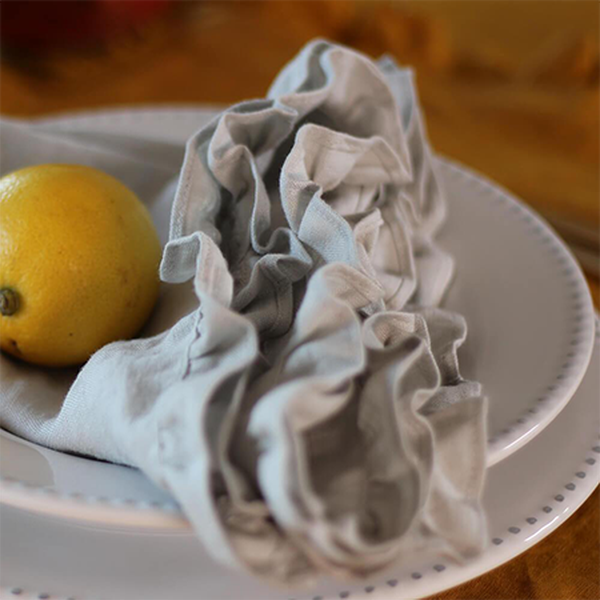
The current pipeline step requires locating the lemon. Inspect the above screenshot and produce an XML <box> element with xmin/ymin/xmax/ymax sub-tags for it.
<box><xmin>0</xmin><ymin>164</ymin><xmax>162</xmax><ymax>367</ymax></box>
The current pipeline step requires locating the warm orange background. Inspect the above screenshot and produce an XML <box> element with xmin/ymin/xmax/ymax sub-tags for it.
<box><xmin>1</xmin><ymin>2</ymin><xmax>598</xmax><ymax>598</ymax></box>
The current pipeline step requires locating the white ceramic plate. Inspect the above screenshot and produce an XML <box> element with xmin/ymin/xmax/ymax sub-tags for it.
<box><xmin>1</xmin><ymin>322</ymin><xmax>598</xmax><ymax>600</ymax></box>
<box><xmin>0</xmin><ymin>108</ymin><xmax>595</xmax><ymax>528</ymax></box>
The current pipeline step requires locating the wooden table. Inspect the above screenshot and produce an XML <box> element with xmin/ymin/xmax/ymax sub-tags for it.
<box><xmin>1</xmin><ymin>2</ymin><xmax>598</xmax><ymax>597</ymax></box>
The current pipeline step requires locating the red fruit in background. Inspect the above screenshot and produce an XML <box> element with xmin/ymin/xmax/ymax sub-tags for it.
<box><xmin>1</xmin><ymin>0</ymin><xmax>173</xmax><ymax>51</ymax></box>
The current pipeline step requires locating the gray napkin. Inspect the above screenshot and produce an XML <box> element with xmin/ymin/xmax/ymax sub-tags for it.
<box><xmin>0</xmin><ymin>40</ymin><xmax>487</xmax><ymax>585</ymax></box>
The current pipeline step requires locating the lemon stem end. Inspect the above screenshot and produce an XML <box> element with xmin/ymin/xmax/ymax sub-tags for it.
<box><xmin>0</xmin><ymin>288</ymin><xmax>19</xmax><ymax>316</ymax></box>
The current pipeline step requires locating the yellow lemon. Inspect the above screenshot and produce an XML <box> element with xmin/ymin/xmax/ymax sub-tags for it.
<box><xmin>0</xmin><ymin>164</ymin><xmax>162</xmax><ymax>367</ymax></box>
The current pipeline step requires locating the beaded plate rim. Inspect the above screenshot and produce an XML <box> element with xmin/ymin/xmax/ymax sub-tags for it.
<box><xmin>437</xmin><ymin>157</ymin><xmax>595</xmax><ymax>465</ymax></box>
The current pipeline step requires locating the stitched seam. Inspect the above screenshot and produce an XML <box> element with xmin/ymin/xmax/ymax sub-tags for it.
<box><xmin>182</xmin><ymin>307</ymin><xmax>204</xmax><ymax>380</ymax></box>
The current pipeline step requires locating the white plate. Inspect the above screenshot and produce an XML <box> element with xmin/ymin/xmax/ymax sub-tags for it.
<box><xmin>1</xmin><ymin>323</ymin><xmax>598</xmax><ymax>600</ymax></box>
<box><xmin>0</xmin><ymin>108</ymin><xmax>595</xmax><ymax>528</ymax></box>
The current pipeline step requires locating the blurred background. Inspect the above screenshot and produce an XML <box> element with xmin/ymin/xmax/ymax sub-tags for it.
<box><xmin>1</xmin><ymin>1</ymin><xmax>598</xmax><ymax>286</ymax></box>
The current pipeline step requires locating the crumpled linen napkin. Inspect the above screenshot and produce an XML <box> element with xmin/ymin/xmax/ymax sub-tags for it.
<box><xmin>0</xmin><ymin>40</ymin><xmax>487</xmax><ymax>585</ymax></box>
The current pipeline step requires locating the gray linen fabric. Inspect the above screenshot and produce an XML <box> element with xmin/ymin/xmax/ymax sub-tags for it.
<box><xmin>0</xmin><ymin>40</ymin><xmax>487</xmax><ymax>585</ymax></box>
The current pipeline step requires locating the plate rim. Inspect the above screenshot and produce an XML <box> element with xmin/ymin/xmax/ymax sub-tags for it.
<box><xmin>437</xmin><ymin>156</ymin><xmax>596</xmax><ymax>465</ymax></box>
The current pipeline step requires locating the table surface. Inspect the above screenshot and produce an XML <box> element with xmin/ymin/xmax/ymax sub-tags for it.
<box><xmin>1</xmin><ymin>2</ymin><xmax>598</xmax><ymax>598</ymax></box>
